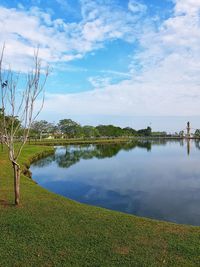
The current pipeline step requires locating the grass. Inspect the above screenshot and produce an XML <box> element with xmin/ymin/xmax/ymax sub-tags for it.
<box><xmin>29</xmin><ymin>137</ymin><xmax>136</xmax><ymax>146</ymax></box>
<box><xmin>0</xmin><ymin>145</ymin><xmax>200</xmax><ymax>266</ymax></box>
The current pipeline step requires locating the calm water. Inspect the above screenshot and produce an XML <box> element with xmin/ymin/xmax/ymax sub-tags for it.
<box><xmin>30</xmin><ymin>140</ymin><xmax>200</xmax><ymax>226</ymax></box>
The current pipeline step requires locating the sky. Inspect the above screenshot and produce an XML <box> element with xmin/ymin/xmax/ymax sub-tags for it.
<box><xmin>0</xmin><ymin>0</ymin><xmax>200</xmax><ymax>132</ymax></box>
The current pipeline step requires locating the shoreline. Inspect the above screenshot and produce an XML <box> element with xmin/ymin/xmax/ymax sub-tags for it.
<box><xmin>28</xmin><ymin>136</ymin><xmax>200</xmax><ymax>146</ymax></box>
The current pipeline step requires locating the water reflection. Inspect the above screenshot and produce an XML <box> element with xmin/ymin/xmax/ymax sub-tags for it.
<box><xmin>187</xmin><ymin>139</ymin><xmax>190</xmax><ymax>156</ymax></box>
<box><xmin>194</xmin><ymin>139</ymin><xmax>200</xmax><ymax>150</ymax></box>
<box><xmin>32</xmin><ymin>141</ymin><xmax>152</xmax><ymax>169</ymax></box>
<box><xmin>31</xmin><ymin>140</ymin><xmax>200</xmax><ymax>226</ymax></box>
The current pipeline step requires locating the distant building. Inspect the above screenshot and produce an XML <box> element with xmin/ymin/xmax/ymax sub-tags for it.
<box><xmin>186</xmin><ymin>121</ymin><xmax>191</xmax><ymax>138</ymax></box>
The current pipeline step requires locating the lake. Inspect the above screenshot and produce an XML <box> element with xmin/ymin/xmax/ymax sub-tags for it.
<box><xmin>30</xmin><ymin>140</ymin><xmax>200</xmax><ymax>226</ymax></box>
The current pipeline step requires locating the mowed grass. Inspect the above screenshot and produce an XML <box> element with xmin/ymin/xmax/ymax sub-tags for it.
<box><xmin>0</xmin><ymin>145</ymin><xmax>200</xmax><ymax>267</ymax></box>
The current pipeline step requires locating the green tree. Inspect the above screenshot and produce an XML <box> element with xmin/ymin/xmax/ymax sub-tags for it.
<box><xmin>58</xmin><ymin>119</ymin><xmax>81</xmax><ymax>138</ymax></box>
<box><xmin>122</xmin><ymin>127</ymin><xmax>137</xmax><ymax>136</ymax></box>
<box><xmin>137</xmin><ymin>127</ymin><xmax>152</xmax><ymax>136</ymax></box>
<box><xmin>82</xmin><ymin>125</ymin><xmax>100</xmax><ymax>138</ymax></box>
<box><xmin>195</xmin><ymin>129</ymin><xmax>200</xmax><ymax>137</ymax></box>
<box><xmin>30</xmin><ymin>120</ymin><xmax>55</xmax><ymax>140</ymax></box>
<box><xmin>96</xmin><ymin>125</ymin><xmax>123</xmax><ymax>137</ymax></box>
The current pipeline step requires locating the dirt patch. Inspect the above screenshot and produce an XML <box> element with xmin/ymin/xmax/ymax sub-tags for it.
<box><xmin>113</xmin><ymin>246</ymin><xmax>130</xmax><ymax>255</ymax></box>
<box><xmin>0</xmin><ymin>199</ymin><xmax>14</xmax><ymax>208</ymax></box>
<box><xmin>0</xmin><ymin>159</ymin><xmax>7</xmax><ymax>164</ymax></box>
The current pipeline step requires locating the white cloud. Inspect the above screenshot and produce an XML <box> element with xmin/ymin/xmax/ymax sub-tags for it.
<box><xmin>2</xmin><ymin>0</ymin><xmax>200</xmax><ymax>119</ymax></box>
<box><xmin>40</xmin><ymin>0</ymin><xmax>200</xmax><ymax>118</ymax></box>
<box><xmin>41</xmin><ymin>78</ymin><xmax>200</xmax><ymax>118</ymax></box>
<box><xmin>88</xmin><ymin>76</ymin><xmax>112</xmax><ymax>88</ymax></box>
<box><xmin>100</xmin><ymin>70</ymin><xmax>132</xmax><ymax>77</ymax></box>
<box><xmin>128</xmin><ymin>0</ymin><xmax>147</xmax><ymax>14</ymax></box>
<box><xmin>174</xmin><ymin>0</ymin><xmax>200</xmax><ymax>15</ymax></box>
<box><xmin>0</xmin><ymin>1</ymin><xmax>144</xmax><ymax>71</ymax></box>
<box><xmin>88</xmin><ymin>70</ymin><xmax>132</xmax><ymax>89</ymax></box>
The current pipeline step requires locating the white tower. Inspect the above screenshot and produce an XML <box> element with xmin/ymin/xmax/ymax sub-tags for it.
<box><xmin>186</xmin><ymin>121</ymin><xmax>190</xmax><ymax>138</ymax></box>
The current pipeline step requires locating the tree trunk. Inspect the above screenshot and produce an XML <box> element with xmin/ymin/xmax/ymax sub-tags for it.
<box><xmin>13</xmin><ymin>162</ymin><xmax>21</xmax><ymax>205</ymax></box>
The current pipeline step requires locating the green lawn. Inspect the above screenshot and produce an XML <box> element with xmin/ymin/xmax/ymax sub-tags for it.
<box><xmin>0</xmin><ymin>145</ymin><xmax>200</xmax><ymax>266</ymax></box>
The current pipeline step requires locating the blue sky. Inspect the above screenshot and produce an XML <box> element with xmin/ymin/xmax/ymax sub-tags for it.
<box><xmin>0</xmin><ymin>0</ymin><xmax>200</xmax><ymax>131</ymax></box>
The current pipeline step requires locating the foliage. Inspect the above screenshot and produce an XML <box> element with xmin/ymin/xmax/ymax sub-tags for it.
<box><xmin>0</xmin><ymin>108</ymin><xmax>22</xmax><ymax>137</ymax></box>
<box><xmin>123</xmin><ymin>127</ymin><xmax>137</xmax><ymax>136</ymax></box>
<box><xmin>96</xmin><ymin>125</ymin><xmax>124</xmax><ymax>137</ymax></box>
<box><xmin>137</xmin><ymin>126</ymin><xmax>152</xmax><ymax>136</ymax></box>
<box><xmin>195</xmin><ymin>129</ymin><xmax>200</xmax><ymax>137</ymax></box>
<box><xmin>30</xmin><ymin>120</ymin><xmax>56</xmax><ymax>138</ymax></box>
<box><xmin>58</xmin><ymin>119</ymin><xmax>82</xmax><ymax>138</ymax></box>
<box><xmin>152</xmin><ymin>131</ymin><xmax>167</xmax><ymax>136</ymax></box>
<box><xmin>82</xmin><ymin>125</ymin><xmax>100</xmax><ymax>138</ymax></box>
<box><xmin>30</xmin><ymin>118</ymin><xmax>153</xmax><ymax>139</ymax></box>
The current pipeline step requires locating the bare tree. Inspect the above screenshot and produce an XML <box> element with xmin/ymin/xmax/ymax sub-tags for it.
<box><xmin>0</xmin><ymin>45</ymin><xmax>49</xmax><ymax>205</ymax></box>
<box><xmin>0</xmin><ymin>108</ymin><xmax>4</xmax><ymax>151</ymax></box>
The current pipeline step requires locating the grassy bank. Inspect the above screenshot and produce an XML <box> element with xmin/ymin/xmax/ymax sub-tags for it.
<box><xmin>0</xmin><ymin>145</ymin><xmax>200</xmax><ymax>266</ymax></box>
<box><xmin>29</xmin><ymin>137</ymin><xmax>200</xmax><ymax>147</ymax></box>
<box><xmin>29</xmin><ymin>137</ymin><xmax>137</xmax><ymax>146</ymax></box>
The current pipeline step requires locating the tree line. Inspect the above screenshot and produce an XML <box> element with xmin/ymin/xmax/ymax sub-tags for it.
<box><xmin>29</xmin><ymin>118</ymin><xmax>153</xmax><ymax>139</ymax></box>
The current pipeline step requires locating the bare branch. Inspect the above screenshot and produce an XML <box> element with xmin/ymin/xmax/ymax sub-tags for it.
<box><xmin>0</xmin><ymin>45</ymin><xmax>49</xmax><ymax>204</ymax></box>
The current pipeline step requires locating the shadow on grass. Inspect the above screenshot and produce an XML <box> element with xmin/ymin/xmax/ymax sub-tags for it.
<box><xmin>0</xmin><ymin>199</ymin><xmax>15</xmax><ymax>208</ymax></box>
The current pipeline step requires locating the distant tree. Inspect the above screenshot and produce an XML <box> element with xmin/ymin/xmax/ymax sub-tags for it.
<box><xmin>146</xmin><ymin>126</ymin><xmax>152</xmax><ymax>136</ymax></box>
<box><xmin>195</xmin><ymin>129</ymin><xmax>200</xmax><ymax>137</ymax></box>
<box><xmin>58</xmin><ymin>119</ymin><xmax>81</xmax><ymax>138</ymax></box>
<box><xmin>137</xmin><ymin>127</ymin><xmax>152</xmax><ymax>136</ymax></box>
<box><xmin>179</xmin><ymin>130</ymin><xmax>184</xmax><ymax>137</ymax></box>
<box><xmin>96</xmin><ymin>125</ymin><xmax>123</xmax><ymax>137</ymax></box>
<box><xmin>31</xmin><ymin>120</ymin><xmax>55</xmax><ymax>140</ymax></box>
<box><xmin>122</xmin><ymin>127</ymin><xmax>137</xmax><ymax>136</ymax></box>
<box><xmin>82</xmin><ymin>125</ymin><xmax>100</xmax><ymax>138</ymax></box>
<box><xmin>0</xmin><ymin>108</ymin><xmax>22</xmax><ymax>136</ymax></box>
<box><xmin>151</xmin><ymin>131</ymin><xmax>167</xmax><ymax>137</ymax></box>
<box><xmin>0</xmin><ymin>109</ymin><xmax>24</xmax><ymax>150</ymax></box>
<box><xmin>0</xmin><ymin>46</ymin><xmax>49</xmax><ymax>205</ymax></box>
